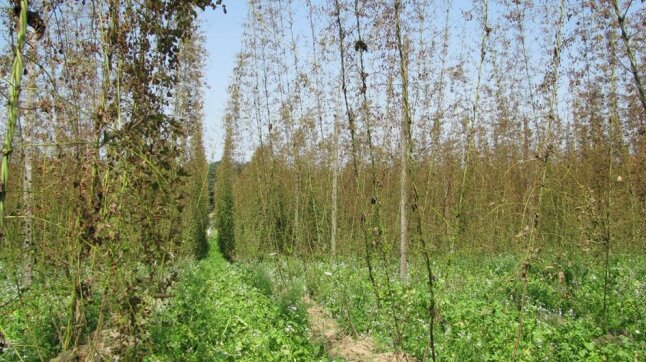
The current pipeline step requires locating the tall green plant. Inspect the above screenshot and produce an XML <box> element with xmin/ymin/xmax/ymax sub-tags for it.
<box><xmin>215</xmin><ymin>122</ymin><xmax>236</xmax><ymax>261</ymax></box>
<box><xmin>0</xmin><ymin>0</ymin><xmax>28</xmax><ymax>230</ymax></box>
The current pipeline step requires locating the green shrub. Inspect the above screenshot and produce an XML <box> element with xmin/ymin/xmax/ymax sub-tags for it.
<box><xmin>248</xmin><ymin>264</ymin><xmax>273</xmax><ymax>297</ymax></box>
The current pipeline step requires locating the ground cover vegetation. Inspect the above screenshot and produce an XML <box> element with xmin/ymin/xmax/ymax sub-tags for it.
<box><xmin>143</xmin><ymin>235</ymin><xmax>329</xmax><ymax>361</ymax></box>
<box><xmin>249</xmin><ymin>253</ymin><xmax>645</xmax><ymax>360</ymax></box>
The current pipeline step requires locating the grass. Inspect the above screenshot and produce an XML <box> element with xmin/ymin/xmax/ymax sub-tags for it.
<box><xmin>142</xmin><ymin>236</ymin><xmax>328</xmax><ymax>361</ymax></box>
<box><xmin>3</xmin><ymin>236</ymin><xmax>643</xmax><ymax>361</ymax></box>
<box><xmin>0</xmin><ymin>262</ymin><xmax>71</xmax><ymax>361</ymax></box>
<box><xmin>0</xmin><ymin>236</ymin><xmax>330</xmax><ymax>361</ymax></box>
<box><xmin>252</xmin><ymin>251</ymin><xmax>646</xmax><ymax>361</ymax></box>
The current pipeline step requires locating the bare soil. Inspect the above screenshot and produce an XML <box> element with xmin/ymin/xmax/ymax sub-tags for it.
<box><xmin>304</xmin><ymin>296</ymin><xmax>416</xmax><ymax>362</ymax></box>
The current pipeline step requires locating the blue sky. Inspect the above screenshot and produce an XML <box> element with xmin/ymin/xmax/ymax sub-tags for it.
<box><xmin>199</xmin><ymin>2</ymin><xmax>248</xmax><ymax>162</ymax></box>
<box><xmin>195</xmin><ymin>0</ymin><xmax>605</xmax><ymax>162</ymax></box>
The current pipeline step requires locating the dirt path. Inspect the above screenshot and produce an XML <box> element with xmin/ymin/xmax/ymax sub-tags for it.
<box><xmin>304</xmin><ymin>296</ymin><xmax>416</xmax><ymax>362</ymax></box>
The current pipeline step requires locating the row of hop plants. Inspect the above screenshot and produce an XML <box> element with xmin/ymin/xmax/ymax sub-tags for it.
<box><xmin>0</xmin><ymin>1</ymin><xmax>226</xmax><ymax>359</ymax></box>
<box><xmin>214</xmin><ymin>0</ymin><xmax>646</xmax><ymax>360</ymax></box>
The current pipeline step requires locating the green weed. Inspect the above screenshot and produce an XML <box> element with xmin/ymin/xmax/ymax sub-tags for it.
<box><xmin>256</xmin><ymin>253</ymin><xmax>646</xmax><ymax>361</ymax></box>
